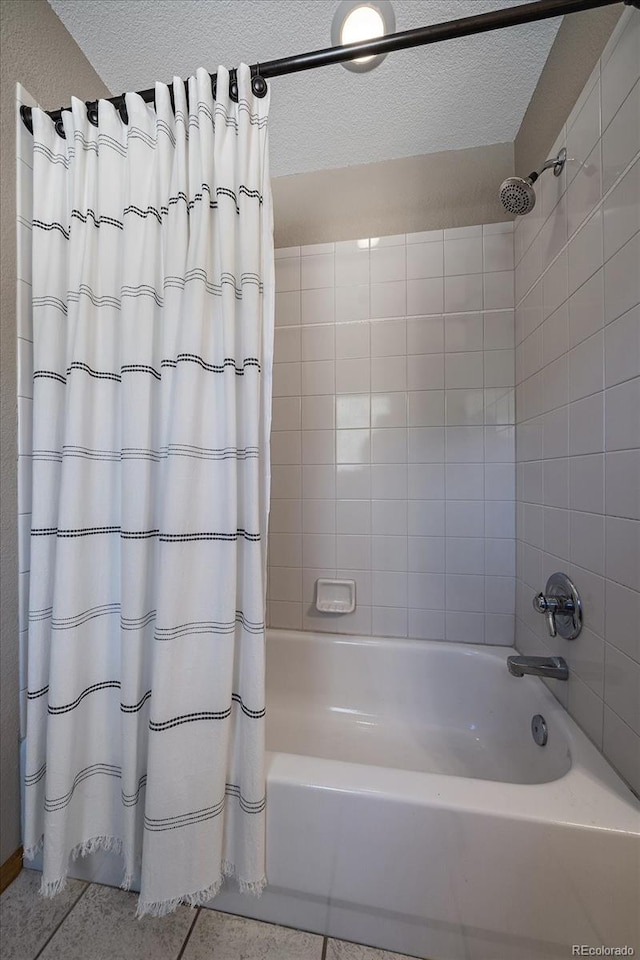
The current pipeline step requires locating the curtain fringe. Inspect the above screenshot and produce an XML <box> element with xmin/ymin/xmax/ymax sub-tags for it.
<box><xmin>135</xmin><ymin>862</ymin><xmax>266</xmax><ymax>918</ymax></box>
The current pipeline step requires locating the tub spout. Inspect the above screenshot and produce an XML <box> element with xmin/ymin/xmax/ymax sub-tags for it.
<box><xmin>507</xmin><ymin>655</ymin><xmax>569</xmax><ymax>681</ymax></box>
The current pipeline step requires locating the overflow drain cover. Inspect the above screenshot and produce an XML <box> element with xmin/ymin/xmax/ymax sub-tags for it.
<box><xmin>531</xmin><ymin>714</ymin><xmax>548</xmax><ymax>746</ymax></box>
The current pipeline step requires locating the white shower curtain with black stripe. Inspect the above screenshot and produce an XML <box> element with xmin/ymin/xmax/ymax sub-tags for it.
<box><xmin>23</xmin><ymin>65</ymin><xmax>273</xmax><ymax>917</ymax></box>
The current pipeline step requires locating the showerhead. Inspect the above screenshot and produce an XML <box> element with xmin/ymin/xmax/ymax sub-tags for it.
<box><xmin>499</xmin><ymin>176</ymin><xmax>537</xmax><ymax>216</ymax></box>
<box><xmin>499</xmin><ymin>147</ymin><xmax>567</xmax><ymax>217</ymax></box>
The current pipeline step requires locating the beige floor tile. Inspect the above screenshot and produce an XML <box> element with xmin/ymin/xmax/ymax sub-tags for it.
<box><xmin>326</xmin><ymin>939</ymin><xmax>424</xmax><ymax>960</ymax></box>
<box><xmin>38</xmin><ymin>883</ymin><xmax>194</xmax><ymax>960</ymax></box>
<box><xmin>182</xmin><ymin>909</ymin><xmax>324</xmax><ymax>959</ymax></box>
<box><xmin>0</xmin><ymin>868</ymin><xmax>86</xmax><ymax>960</ymax></box>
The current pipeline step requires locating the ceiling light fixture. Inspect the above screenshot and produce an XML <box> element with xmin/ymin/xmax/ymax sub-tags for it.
<box><xmin>331</xmin><ymin>0</ymin><xmax>396</xmax><ymax>73</ymax></box>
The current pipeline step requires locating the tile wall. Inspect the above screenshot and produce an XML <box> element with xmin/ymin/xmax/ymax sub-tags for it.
<box><xmin>268</xmin><ymin>223</ymin><xmax>516</xmax><ymax>644</ymax></box>
<box><xmin>513</xmin><ymin>9</ymin><xmax>640</xmax><ymax>795</ymax></box>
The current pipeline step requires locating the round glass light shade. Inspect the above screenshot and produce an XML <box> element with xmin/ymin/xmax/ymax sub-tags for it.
<box><xmin>331</xmin><ymin>1</ymin><xmax>396</xmax><ymax>73</ymax></box>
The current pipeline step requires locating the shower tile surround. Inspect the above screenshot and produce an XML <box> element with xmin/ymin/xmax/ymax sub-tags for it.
<box><xmin>269</xmin><ymin>224</ymin><xmax>516</xmax><ymax>645</ymax></box>
<box><xmin>513</xmin><ymin>9</ymin><xmax>640</xmax><ymax>796</ymax></box>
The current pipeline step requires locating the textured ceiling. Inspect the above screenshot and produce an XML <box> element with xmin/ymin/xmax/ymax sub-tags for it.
<box><xmin>48</xmin><ymin>0</ymin><xmax>561</xmax><ymax>177</ymax></box>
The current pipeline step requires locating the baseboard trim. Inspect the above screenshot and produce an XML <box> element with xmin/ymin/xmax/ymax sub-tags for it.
<box><xmin>0</xmin><ymin>846</ymin><xmax>23</xmax><ymax>894</ymax></box>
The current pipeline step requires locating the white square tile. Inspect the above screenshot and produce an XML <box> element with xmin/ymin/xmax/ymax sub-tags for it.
<box><xmin>606</xmin><ymin>516</ymin><xmax>640</xmax><ymax>590</ymax></box>
<box><xmin>408</xmin><ymin>500</ymin><xmax>445</xmax><ymax>536</ymax></box>
<box><xmin>336</xmin><ymin>464</ymin><xmax>370</xmax><ymax>499</ymax></box>
<box><xmin>372</xmin><ymin>570</ymin><xmax>408</xmax><ymax>607</ymax></box>
<box><xmin>444</xmin><ymin>274</ymin><xmax>483</xmax><ymax>313</ymax></box>
<box><xmin>371</xmin><ymin>280</ymin><xmax>406</xmax><ymax>318</ymax></box>
<box><xmin>569</xmin><ymin>331</ymin><xmax>604</xmax><ymax>401</ymax></box>
<box><xmin>17</xmin><ymin>455</ymin><xmax>32</xmax><ymax>515</ymax></box>
<box><xmin>302</xmin><ymin>429</ymin><xmax>335</xmax><ymax>464</ymax></box>
<box><xmin>16</xmin><ymin>221</ymin><xmax>32</xmax><ymax>285</ymax></box>
<box><xmin>446</xmin><ymin>500</ymin><xmax>484</xmax><ymax>537</ymax></box>
<box><xmin>407</xmin><ymin>353</ymin><xmax>444</xmax><ymax>390</ymax></box>
<box><xmin>370</xmin><ymin>319</ymin><xmax>406</xmax><ymax>357</ymax></box>
<box><xmin>407</xmin><ymin>228</ymin><xmax>444</xmax><ymax>243</ymax></box>
<box><xmin>542</xmin><ymin>303</ymin><xmax>569</xmax><ymax>367</ymax></box>
<box><xmin>542</xmin><ymin>354</ymin><xmax>569</xmax><ymax>413</ymax></box>
<box><xmin>275</xmin><ymin>289</ymin><xmax>301</xmax><ymax>328</ymax></box>
<box><xmin>408</xmin><ymin>463</ymin><xmax>445</xmax><ymax>499</ymax></box>
<box><xmin>372</xmin><ymin>605</ymin><xmax>408</xmax><ymax>638</ymax></box>
<box><xmin>301</xmin><ymin>253</ymin><xmax>334</xmax><ymax>290</ymax></box>
<box><xmin>484</xmin><ymin>311</ymin><xmax>514</xmax><ymax>349</ymax></box>
<box><xmin>605</xmin><ymin>579</ymin><xmax>640</xmax><ymax>662</ymax></box>
<box><xmin>484</xmin><ymin>271</ymin><xmax>514</xmax><ymax>310</ymax></box>
<box><xmin>602</xmin><ymin>80</ymin><xmax>639</xmax><ymax>194</ymax></box>
<box><xmin>606</xmin><ymin>449</ymin><xmax>640</xmax><ymax>520</ymax></box>
<box><xmin>370</xmin><ymin>245</ymin><xmax>406</xmax><ymax>283</ymax></box>
<box><xmin>568</xmin><ymin>268</ymin><xmax>604</xmax><ymax>349</ymax></box>
<box><xmin>303</xmin><ymin>533</ymin><xmax>336</xmax><ymax>569</ymax></box>
<box><xmin>444</xmin><ymin>236</ymin><xmax>483</xmax><ymax>276</ymax></box>
<box><xmin>272</xmin><ymin>464</ymin><xmax>302</xmax><ymax>500</ymax></box>
<box><xmin>17</xmin><ymin>397</ymin><xmax>32</xmax><ymax>458</ymax></box>
<box><xmin>335</xmin><ymin>322</ymin><xmax>370</xmax><ymax>359</ymax></box>
<box><xmin>605</xmin><ymin>644</ymin><xmax>640</xmax><ymax>734</ymax></box>
<box><xmin>372</xmin><ymin>499</ymin><xmax>407</xmax><ymax>535</ymax></box>
<box><xmin>483</xmin><ymin>232</ymin><xmax>514</xmax><ymax>273</ymax></box>
<box><xmin>566</xmin><ymin>78</ymin><xmax>601</xmax><ymax>185</ymax></box>
<box><xmin>272</xmin><ymin>397</ymin><xmax>301</xmax><ymax>431</ymax></box>
<box><xmin>485</xmin><ymin>463</ymin><xmax>515</xmax><ymax>500</ymax></box>
<box><xmin>446</xmin><ymin>462</ymin><xmax>484</xmax><ymax>500</ymax></box>
<box><xmin>485</xmin><ymin>500</ymin><xmax>515</xmax><ymax>538</ymax></box>
<box><xmin>444</xmin><ymin>313</ymin><xmax>483</xmax><ymax>352</ymax></box>
<box><xmin>270</xmin><ymin>499</ymin><xmax>302</xmax><ymax>534</ymax></box>
<box><xmin>570</xmin><ymin>510</ymin><xmax>605</xmax><ymax>575</ymax></box>
<box><xmin>270</xmin><ymin>431</ymin><xmax>301</xmax><ymax>465</ymax></box>
<box><xmin>302</xmin><ymin>242</ymin><xmax>334</xmax><ymax>256</ymax></box>
<box><xmin>371</xmin><ymin>427</ymin><xmax>407</xmax><ymax>462</ymax></box>
<box><xmin>603</xmin><ymin>158</ymin><xmax>640</xmax><ymax>261</ymax></box>
<box><xmin>604</xmin><ymin>233</ymin><xmax>640</xmax><ymax>326</ymax></box>
<box><xmin>268</xmin><ymin>533</ymin><xmax>302</xmax><ymax>567</ymax></box>
<box><xmin>445</xmin><ymin>351</ymin><xmax>483</xmax><ymax>388</ymax></box>
<box><xmin>371</xmin><ymin>392</ymin><xmax>407</xmax><ymax>427</ymax></box>
<box><xmin>444</xmin><ymin>225</ymin><xmax>482</xmax><ymax>239</ymax></box>
<box><xmin>445</xmin><ymin>389</ymin><xmax>484</xmax><ymax>426</ymax></box>
<box><xmin>17</xmin><ymin>279</ymin><xmax>33</xmax><ymax>341</ymax></box>
<box><xmin>485</xmin><ymin>387</ymin><xmax>515</xmax><ymax>425</ymax></box>
<box><xmin>567</xmin><ymin>141</ymin><xmax>602</xmax><ymax>239</ymax></box>
<box><xmin>408</xmin><ymin>426</ymin><xmax>445</xmax><ymax>463</ymax></box>
<box><xmin>335</xmin><ymin>249</ymin><xmax>369</xmax><ymax>286</ymax></box>
<box><xmin>544</xmin><ymin>506</ymin><xmax>570</xmax><ymax>561</ymax></box>
<box><xmin>446</xmin><ymin>537</ymin><xmax>485</xmax><ymax>573</ymax></box>
<box><xmin>407</xmin><ymin>278</ymin><xmax>444</xmax><ymax>316</ymax></box>
<box><xmin>445</xmin><ymin>425</ymin><xmax>484</xmax><ymax>462</ymax></box>
<box><xmin>336</xmin><ymin>358</ymin><xmax>370</xmax><ymax>393</ymax></box>
<box><xmin>485</xmin><ymin>538</ymin><xmax>515</xmax><ymax>576</ymax></box>
<box><xmin>485</xmin><ymin>349</ymin><xmax>514</xmax><ymax>388</ymax></box>
<box><xmin>605</xmin><ymin>377</ymin><xmax>640</xmax><ymax>450</ymax></box>
<box><xmin>408</xmin><ymin>535</ymin><xmax>445</xmax><ymax>572</ymax></box>
<box><xmin>543</xmin><ymin>251</ymin><xmax>569</xmax><ymax>320</ymax></box>
<box><xmin>268</xmin><ymin>566</ymin><xmax>302</xmax><ymax>602</ymax></box>
<box><xmin>275</xmin><ymin>257</ymin><xmax>300</xmax><ymax>292</ymax></box>
<box><xmin>569</xmin><ymin>392</ymin><xmax>604</xmax><ymax>455</ymax></box>
<box><xmin>406</xmin><ymin>316</ymin><xmax>444</xmax><ymax>354</ymax></box>
<box><xmin>17</xmin><ymin>337</ymin><xmax>33</xmax><ymax>400</ymax></box>
<box><xmin>569</xmin><ymin>453</ymin><xmax>604</xmax><ymax>514</ymax></box>
<box><xmin>603</xmin><ymin>705</ymin><xmax>640</xmax><ymax>796</ymax></box>
<box><xmin>302</xmin><ymin>464</ymin><xmax>334</xmax><ymax>500</ymax></box>
<box><xmin>336</xmin><ymin>499</ymin><xmax>370</xmax><ymax>535</ymax></box>
<box><xmin>372</xmin><ymin>463</ymin><xmax>408</xmax><ymax>499</ymax></box>
<box><xmin>335</xmin><ymin>285</ymin><xmax>369</xmax><ymax>322</ymax></box>
<box><xmin>336</xmin><ymin>394</ymin><xmax>370</xmax><ymax>429</ymax></box>
<box><xmin>407</xmin><ymin>572</ymin><xmax>445</xmax><ymax>609</ymax></box>
<box><xmin>568</xmin><ymin>207</ymin><xmax>603</xmax><ymax>296</ymax></box>
<box><xmin>406</xmin><ymin>240</ymin><xmax>444</xmax><ymax>279</ymax></box>
<box><xmin>371</xmin><ymin>356</ymin><xmax>406</xmax><ymax>392</ymax></box>
<box><xmin>567</xmin><ymin>673</ymin><xmax>604</xmax><ymax>748</ymax></box>
<box><xmin>302</xmin><ymin>359</ymin><xmax>334</xmax><ymax>396</ymax></box>
<box><xmin>275</xmin><ymin>245</ymin><xmax>300</xmax><ymax>259</ymax></box>
<box><xmin>302</xmin><ymin>287</ymin><xmax>334</xmax><ymax>325</ymax></box>
<box><xmin>408</xmin><ymin>608</ymin><xmax>446</xmax><ymax>640</ymax></box>
<box><xmin>302</xmin><ymin>395</ymin><xmax>334</xmax><ymax>430</ymax></box>
<box><xmin>446</xmin><ymin>574</ymin><xmax>485</xmax><ymax>612</ymax></box>
<box><xmin>302</xmin><ymin>324</ymin><xmax>334</xmax><ymax>362</ymax></box>
<box><xmin>302</xmin><ymin>499</ymin><xmax>335</xmax><ymax>534</ymax></box>
<box><xmin>408</xmin><ymin>390</ymin><xmax>445</xmax><ymax>427</ymax></box>
<box><xmin>601</xmin><ymin>12</ymin><xmax>640</xmax><ymax>129</ymax></box>
<box><xmin>274</xmin><ymin>326</ymin><xmax>301</xmax><ymax>364</ymax></box>
<box><xmin>446</xmin><ymin>611</ymin><xmax>485</xmax><ymax>643</ymax></box>
<box><xmin>372</xmin><ymin>534</ymin><xmax>408</xmax><ymax>571</ymax></box>
<box><xmin>484</xmin><ymin>425</ymin><xmax>514</xmax><ymax>462</ymax></box>
<box><xmin>336</xmin><ymin>428</ymin><xmax>370</xmax><ymax>464</ymax></box>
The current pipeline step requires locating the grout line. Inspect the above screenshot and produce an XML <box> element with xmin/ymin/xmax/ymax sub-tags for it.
<box><xmin>320</xmin><ymin>935</ymin><xmax>329</xmax><ymax>960</ymax></box>
<box><xmin>33</xmin><ymin>879</ymin><xmax>90</xmax><ymax>959</ymax></box>
<box><xmin>175</xmin><ymin>906</ymin><xmax>201</xmax><ymax>960</ymax></box>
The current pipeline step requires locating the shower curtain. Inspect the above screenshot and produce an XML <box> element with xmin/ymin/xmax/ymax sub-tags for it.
<box><xmin>23</xmin><ymin>65</ymin><xmax>273</xmax><ymax>917</ymax></box>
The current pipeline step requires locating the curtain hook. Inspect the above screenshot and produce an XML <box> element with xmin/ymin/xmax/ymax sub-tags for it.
<box><xmin>251</xmin><ymin>63</ymin><xmax>268</xmax><ymax>99</ymax></box>
<box><xmin>86</xmin><ymin>100</ymin><xmax>99</xmax><ymax>127</ymax></box>
<box><xmin>229</xmin><ymin>68</ymin><xmax>239</xmax><ymax>103</ymax></box>
<box><xmin>116</xmin><ymin>95</ymin><xmax>129</xmax><ymax>125</ymax></box>
<box><xmin>211</xmin><ymin>73</ymin><xmax>217</xmax><ymax>101</ymax></box>
<box><xmin>54</xmin><ymin>116</ymin><xmax>66</xmax><ymax>139</ymax></box>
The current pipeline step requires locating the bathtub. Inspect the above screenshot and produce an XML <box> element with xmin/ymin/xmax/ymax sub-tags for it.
<box><xmin>27</xmin><ymin>629</ymin><xmax>640</xmax><ymax>958</ymax></box>
<box><xmin>212</xmin><ymin>630</ymin><xmax>640</xmax><ymax>960</ymax></box>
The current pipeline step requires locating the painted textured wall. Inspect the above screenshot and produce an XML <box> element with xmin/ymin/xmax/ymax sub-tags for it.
<box><xmin>0</xmin><ymin>0</ymin><xmax>110</xmax><ymax>865</ymax></box>
<box><xmin>514</xmin><ymin>9</ymin><xmax>640</xmax><ymax>796</ymax></box>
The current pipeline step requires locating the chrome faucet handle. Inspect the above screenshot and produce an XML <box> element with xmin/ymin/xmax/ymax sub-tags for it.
<box><xmin>532</xmin><ymin>573</ymin><xmax>583</xmax><ymax>640</ymax></box>
<box><xmin>533</xmin><ymin>593</ymin><xmax>558</xmax><ymax>637</ymax></box>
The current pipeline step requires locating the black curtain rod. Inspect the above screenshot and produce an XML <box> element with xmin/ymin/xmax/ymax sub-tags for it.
<box><xmin>20</xmin><ymin>0</ymin><xmax>637</xmax><ymax>136</ymax></box>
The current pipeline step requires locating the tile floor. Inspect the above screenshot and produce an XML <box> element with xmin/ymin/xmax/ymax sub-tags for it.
<box><xmin>0</xmin><ymin>870</ymin><xmax>424</xmax><ymax>960</ymax></box>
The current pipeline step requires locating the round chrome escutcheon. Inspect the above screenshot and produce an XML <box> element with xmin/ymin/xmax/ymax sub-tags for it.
<box><xmin>531</xmin><ymin>714</ymin><xmax>548</xmax><ymax>746</ymax></box>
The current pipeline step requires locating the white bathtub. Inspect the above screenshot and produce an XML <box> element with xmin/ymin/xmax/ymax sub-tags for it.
<box><xmin>29</xmin><ymin>629</ymin><xmax>640</xmax><ymax>958</ymax></box>
<box><xmin>213</xmin><ymin>630</ymin><xmax>640</xmax><ymax>960</ymax></box>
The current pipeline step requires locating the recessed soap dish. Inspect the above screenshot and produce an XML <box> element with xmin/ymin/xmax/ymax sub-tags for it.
<box><xmin>315</xmin><ymin>578</ymin><xmax>356</xmax><ymax>614</ymax></box>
